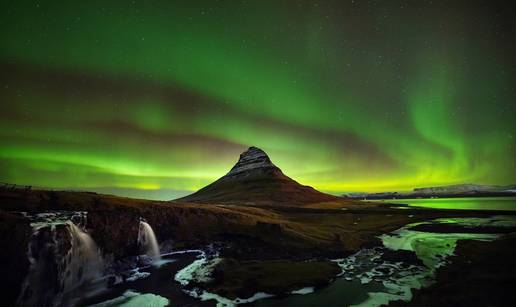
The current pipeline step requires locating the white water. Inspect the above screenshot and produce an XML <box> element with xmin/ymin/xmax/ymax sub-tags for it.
<box><xmin>18</xmin><ymin>213</ymin><xmax>104</xmax><ymax>307</ymax></box>
<box><xmin>350</xmin><ymin>216</ymin><xmax>516</xmax><ymax>307</ymax></box>
<box><xmin>63</xmin><ymin>222</ymin><xmax>105</xmax><ymax>290</ymax></box>
<box><xmin>138</xmin><ymin>221</ymin><xmax>161</xmax><ymax>261</ymax></box>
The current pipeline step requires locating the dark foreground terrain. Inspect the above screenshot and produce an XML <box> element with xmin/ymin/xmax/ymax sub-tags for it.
<box><xmin>391</xmin><ymin>234</ymin><xmax>516</xmax><ymax>307</ymax></box>
<box><xmin>1</xmin><ymin>186</ymin><xmax>515</xmax><ymax>306</ymax></box>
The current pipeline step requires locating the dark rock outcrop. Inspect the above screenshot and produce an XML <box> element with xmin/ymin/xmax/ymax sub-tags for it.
<box><xmin>0</xmin><ymin>212</ymin><xmax>31</xmax><ymax>306</ymax></box>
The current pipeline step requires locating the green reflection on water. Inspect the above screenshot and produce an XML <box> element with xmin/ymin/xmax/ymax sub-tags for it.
<box><xmin>381</xmin><ymin>197</ymin><xmax>516</xmax><ymax>211</ymax></box>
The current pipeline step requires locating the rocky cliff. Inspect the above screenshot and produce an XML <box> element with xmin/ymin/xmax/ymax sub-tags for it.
<box><xmin>0</xmin><ymin>186</ymin><xmax>350</xmax><ymax>306</ymax></box>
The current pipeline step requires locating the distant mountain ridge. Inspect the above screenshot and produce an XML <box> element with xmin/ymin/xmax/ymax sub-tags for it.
<box><xmin>344</xmin><ymin>183</ymin><xmax>516</xmax><ymax>200</ymax></box>
<box><xmin>176</xmin><ymin>146</ymin><xmax>340</xmax><ymax>205</ymax></box>
<box><xmin>413</xmin><ymin>184</ymin><xmax>516</xmax><ymax>193</ymax></box>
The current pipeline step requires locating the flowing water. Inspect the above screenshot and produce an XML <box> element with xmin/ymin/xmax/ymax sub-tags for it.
<box><xmin>73</xmin><ymin>215</ymin><xmax>516</xmax><ymax>307</ymax></box>
<box><xmin>251</xmin><ymin>215</ymin><xmax>516</xmax><ymax>307</ymax></box>
<box><xmin>17</xmin><ymin>209</ymin><xmax>516</xmax><ymax>307</ymax></box>
<box><xmin>18</xmin><ymin>212</ymin><xmax>105</xmax><ymax>307</ymax></box>
<box><xmin>16</xmin><ymin>213</ymin><xmax>178</xmax><ymax>307</ymax></box>
<box><xmin>82</xmin><ymin>250</ymin><xmax>207</xmax><ymax>307</ymax></box>
<box><xmin>105</xmin><ymin>215</ymin><xmax>511</xmax><ymax>307</ymax></box>
<box><xmin>138</xmin><ymin>221</ymin><xmax>161</xmax><ymax>262</ymax></box>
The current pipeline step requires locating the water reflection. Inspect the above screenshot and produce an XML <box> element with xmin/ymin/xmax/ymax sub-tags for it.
<box><xmin>377</xmin><ymin>197</ymin><xmax>516</xmax><ymax>211</ymax></box>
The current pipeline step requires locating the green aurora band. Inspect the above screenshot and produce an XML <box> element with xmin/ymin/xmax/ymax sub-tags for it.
<box><xmin>1</xmin><ymin>1</ymin><xmax>515</xmax><ymax>199</ymax></box>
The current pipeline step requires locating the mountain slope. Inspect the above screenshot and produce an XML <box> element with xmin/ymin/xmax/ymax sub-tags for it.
<box><xmin>176</xmin><ymin>146</ymin><xmax>340</xmax><ymax>205</ymax></box>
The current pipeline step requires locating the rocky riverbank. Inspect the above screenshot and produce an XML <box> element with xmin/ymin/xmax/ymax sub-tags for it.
<box><xmin>389</xmin><ymin>234</ymin><xmax>516</xmax><ymax>307</ymax></box>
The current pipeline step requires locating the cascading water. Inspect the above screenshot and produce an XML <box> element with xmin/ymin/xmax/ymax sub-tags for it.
<box><xmin>138</xmin><ymin>220</ymin><xmax>161</xmax><ymax>261</ymax></box>
<box><xmin>63</xmin><ymin>222</ymin><xmax>104</xmax><ymax>288</ymax></box>
<box><xmin>17</xmin><ymin>212</ymin><xmax>104</xmax><ymax>307</ymax></box>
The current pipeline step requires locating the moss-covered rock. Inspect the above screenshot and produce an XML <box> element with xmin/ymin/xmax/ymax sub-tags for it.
<box><xmin>205</xmin><ymin>258</ymin><xmax>341</xmax><ymax>299</ymax></box>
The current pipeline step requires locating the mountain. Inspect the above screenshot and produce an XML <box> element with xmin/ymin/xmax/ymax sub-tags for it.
<box><xmin>176</xmin><ymin>146</ymin><xmax>340</xmax><ymax>205</ymax></box>
<box><xmin>344</xmin><ymin>183</ymin><xmax>516</xmax><ymax>200</ymax></box>
<box><xmin>413</xmin><ymin>184</ymin><xmax>516</xmax><ymax>194</ymax></box>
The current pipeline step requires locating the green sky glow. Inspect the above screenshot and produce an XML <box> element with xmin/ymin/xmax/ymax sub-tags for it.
<box><xmin>1</xmin><ymin>1</ymin><xmax>515</xmax><ymax>199</ymax></box>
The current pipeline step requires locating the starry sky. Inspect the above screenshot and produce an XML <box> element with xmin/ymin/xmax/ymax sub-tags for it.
<box><xmin>1</xmin><ymin>0</ymin><xmax>515</xmax><ymax>200</ymax></box>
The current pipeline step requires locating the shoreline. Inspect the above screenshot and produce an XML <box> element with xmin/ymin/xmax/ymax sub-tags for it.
<box><xmin>388</xmin><ymin>233</ymin><xmax>516</xmax><ymax>307</ymax></box>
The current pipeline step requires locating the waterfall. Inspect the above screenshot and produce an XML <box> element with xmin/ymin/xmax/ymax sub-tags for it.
<box><xmin>62</xmin><ymin>222</ymin><xmax>104</xmax><ymax>289</ymax></box>
<box><xmin>138</xmin><ymin>220</ymin><xmax>161</xmax><ymax>261</ymax></box>
<box><xmin>17</xmin><ymin>212</ymin><xmax>104</xmax><ymax>307</ymax></box>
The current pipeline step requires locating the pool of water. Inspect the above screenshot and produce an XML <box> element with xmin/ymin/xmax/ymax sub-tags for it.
<box><xmin>80</xmin><ymin>251</ymin><xmax>206</xmax><ymax>307</ymax></box>
<box><xmin>375</xmin><ymin>197</ymin><xmax>516</xmax><ymax>211</ymax></box>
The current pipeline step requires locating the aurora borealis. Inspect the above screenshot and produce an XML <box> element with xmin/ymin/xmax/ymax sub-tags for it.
<box><xmin>1</xmin><ymin>1</ymin><xmax>515</xmax><ymax>199</ymax></box>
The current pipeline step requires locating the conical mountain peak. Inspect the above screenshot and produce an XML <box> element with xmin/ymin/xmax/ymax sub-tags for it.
<box><xmin>227</xmin><ymin>146</ymin><xmax>278</xmax><ymax>177</ymax></box>
<box><xmin>176</xmin><ymin>146</ymin><xmax>339</xmax><ymax>205</ymax></box>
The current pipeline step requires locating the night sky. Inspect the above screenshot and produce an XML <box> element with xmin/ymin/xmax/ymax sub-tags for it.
<box><xmin>1</xmin><ymin>1</ymin><xmax>515</xmax><ymax>200</ymax></box>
